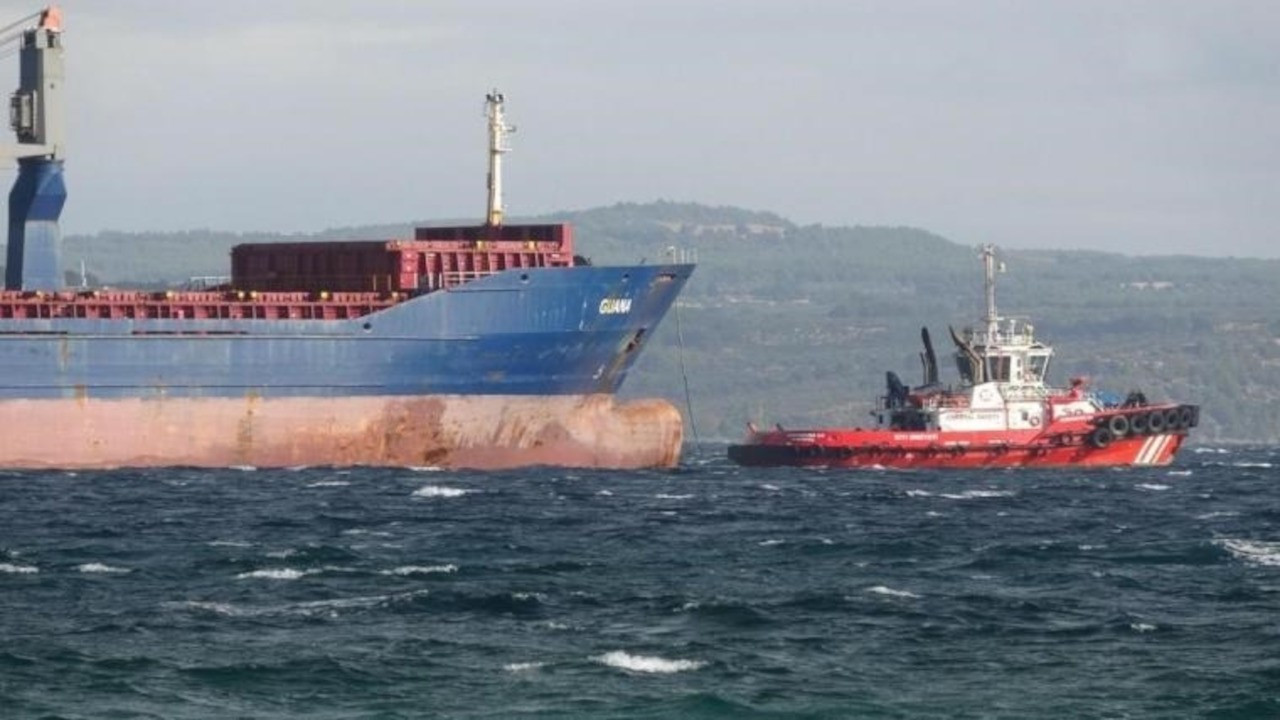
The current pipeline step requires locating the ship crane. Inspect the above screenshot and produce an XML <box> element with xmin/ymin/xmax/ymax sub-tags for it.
<box><xmin>484</xmin><ymin>89</ymin><xmax>514</xmax><ymax>227</ymax></box>
<box><xmin>1</xmin><ymin>5</ymin><xmax>65</xmax><ymax>291</ymax></box>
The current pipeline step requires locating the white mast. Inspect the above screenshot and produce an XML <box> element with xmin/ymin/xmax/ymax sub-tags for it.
<box><xmin>484</xmin><ymin>89</ymin><xmax>514</xmax><ymax>227</ymax></box>
<box><xmin>981</xmin><ymin>243</ymin><xmax>1000</xmax><ymax>342</ymax></box>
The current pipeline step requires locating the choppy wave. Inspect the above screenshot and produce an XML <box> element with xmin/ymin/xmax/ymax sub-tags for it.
<box><xmin>235</xmin><ymin>568</ymin><xmax>318</xmax><ymax>580</ymax></box>
<box><xmin>1195</xmin><ymin>511</ymin><xmax>1240</xmax><ymax>520</ymax></box>
<box><xmin>595</xmin><ymin>651</ymin><xmax>706</xmax><ymax>674</ymax></box>
<box><xmin>380</xmin><ymin>565</ymin><xmax>458</xmax><ymax>576</ymax></box>
<box><xmin>3</xmin><ymin>449</ymin><xmax>1279</xmax><ymax>717</ymax></box>
<box><xmin>503</xmin><ymin>661</ymin><xmax>545</xmax><ymax>672</ymax></box>
<box><xmin>866</xmin><ymin>585</ymin><xmax>920</xmax><ymax>599</ymax></box>
<box><xmin>77</xmin><ymin>563</ymin><xmax>130</xmax><ymax>574</ymax></box>
<box><xmin>1217</xmin><ymin>539</ymin><xmax>1280</xmax><ymax>567</ymax></box>
<box><xmin>412</xmin><ymin>485</ymin><xmax>471</xmax><ymax>498</ymax></box>
<box><xmin>173</xmin><ymin>590</ymin><xmax>431</xmax><ymax>618</ymax></box>
<box><xmin>938</xmin><ymin>490</ymin><xmax>1015</xmax><ymax>500</ymax></box>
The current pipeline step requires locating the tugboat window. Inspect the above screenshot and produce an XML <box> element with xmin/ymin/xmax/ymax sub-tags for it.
<box><xmin>985</xmin><ymin>357</ymin><xmax>1011</xmax><ymax>382</ymax></box>
<box><xmin>1027</xmin><ymin>355</ymin><xmax>1048</xmax><ymax>381</ymax></box>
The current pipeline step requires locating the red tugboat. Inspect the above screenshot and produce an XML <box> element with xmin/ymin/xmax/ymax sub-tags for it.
<box><xmin>728</xmin><ymin>245</ymin><xmax>1199</xmax><ymax>469</ymax></box>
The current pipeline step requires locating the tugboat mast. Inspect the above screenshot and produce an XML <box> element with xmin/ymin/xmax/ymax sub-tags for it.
<box><xmin>484</xmin><ymin>89</ymin><xmax>514</xmax><ymax>227</ymax></box>
<box><xmin>981</xmin><ymin>243</ymin><xmax>1000</xmax><ymax>343</ymax></box>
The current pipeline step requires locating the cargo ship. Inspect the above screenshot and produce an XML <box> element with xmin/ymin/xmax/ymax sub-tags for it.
<box><xmin>728</xmin><ymin>244</ymin><xmax>1198</xmax><ymax>469</ymax></box>
<box><xmin>0</xmin><ymin>9</ymin><xmax>693</xmax><ymax>469</ymax></box>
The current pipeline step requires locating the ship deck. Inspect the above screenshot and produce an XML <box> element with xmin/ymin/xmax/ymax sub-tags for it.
<box><xmin>0</xmin><ymin>289</ymin><xmax>404</xmax><ymax>321</ymax></box>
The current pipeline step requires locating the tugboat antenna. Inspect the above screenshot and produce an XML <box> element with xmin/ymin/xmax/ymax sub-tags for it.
<box><xmin>484</xmin><ymin>89</ymin><xmax>515</xmax><ymax>227</ymax></box>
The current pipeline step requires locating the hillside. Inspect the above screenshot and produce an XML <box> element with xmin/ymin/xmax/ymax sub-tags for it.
<box><xmin>40</xmin><ymin>201</ymin><xmax>1280</xmax><ymax>443</ymax></box>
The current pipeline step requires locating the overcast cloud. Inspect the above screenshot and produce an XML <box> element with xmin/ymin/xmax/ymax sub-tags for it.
<box><xmin>6</xmin><ymin>0</ymin><xmax>1278</xmax><ymax>256</ymax></box>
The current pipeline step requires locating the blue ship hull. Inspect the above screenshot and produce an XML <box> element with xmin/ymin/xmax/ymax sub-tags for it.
<box><xmin>0</xmin><ymin>263</ymin><xmax>694</xmax><ymax>469</ymax></box>
<box><xmin>0</xmin><ymin>264</ymin><xmax>691</xmax><ymax>398</ymax></box>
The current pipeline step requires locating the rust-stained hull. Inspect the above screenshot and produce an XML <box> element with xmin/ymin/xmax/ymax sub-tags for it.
<box><xmin>0</xmin><ymin>394</ymin><xmax>684</xmax><ymax>469</ymax></box>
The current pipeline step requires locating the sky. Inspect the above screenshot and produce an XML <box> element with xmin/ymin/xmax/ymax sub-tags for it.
<box><xmin>4</xmin><ymin>0</ymin><xmax>1277</xmax><ymax>257</ymax></box>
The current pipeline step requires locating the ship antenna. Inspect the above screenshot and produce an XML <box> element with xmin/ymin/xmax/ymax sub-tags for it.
<box><xmin>484</xmin><ymin>89</ymin><xmax>515</xmax><ymax>227</ymax></box>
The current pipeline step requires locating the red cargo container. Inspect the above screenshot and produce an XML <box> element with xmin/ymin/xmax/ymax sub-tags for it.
<box><xmin>231</xmin><ymin>223</ymin><xmax>575</xmax><ymax>294</ymax></box>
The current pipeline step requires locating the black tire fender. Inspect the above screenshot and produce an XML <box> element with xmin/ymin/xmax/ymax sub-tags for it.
<box><xmin>1107</xmin><ymin>414</ymin><xmax>1130</xmax><ymax>437</ymax></box>
<box><xmin>1090</xmin><ymin>426</ymin><xmax>1114</xmax><ymax>449</ymax></box>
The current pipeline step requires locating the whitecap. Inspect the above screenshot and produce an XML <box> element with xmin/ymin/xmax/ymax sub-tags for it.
<box><xmin>1136</xmin><ymin>483</ymin><xmax>1170</xmax><ymax>491</ymax></box>
<box><xmin>1218</xmin><ymin>539</ymin><xmax>1280</xmax><ymax>567</ymax></box>
<box><xmin>235</xmin><ymin>568</ymin><xmax>312</xmax><ymax>580</ymax></box>
<box><xmin>265</xmin><ymin>549</ymin><xmax>298</xmax><ymax>559</ymax></box>
<box><xmin>306</xmin><ymin>480</ymin><xmax>351</xmax><ymax>488</ymax></box>
<box><xmin>504</xmin><ymin>661</ymin><xmax>545</xmax><ymax>672</ymax></box>
<box><xmin>341</xmin><ymin>529</ymin><xmax>393</xmax><ymax>537</ymax></box>
<box><xmin>413</xmin><ymin>485</ymin><xmax>470</xmax><ymax>498</ymax></box>
<box><xmin>173</xmin><ymin>589</ymin><xmax>430</xmax><ymax>618</ymax></box>
<box><xmin>407</xmin><ymin>466</ymin><xmax>445</xmax><ymax>473</ymax></box>
<box><xmin>77</xmin><ymin>563</ymin><xmax>130</xmax><ymax>574</ymax></box>
<box><xmin>866</xmin><ymin>585</ymin><xmax>920</xmax><ymax>599</ymax></box>
<box><xmin>178</xmin><ymin>600</ymin><xmax>245</xmax><ymax>616</ymax></box>
<box><xmin>1192</xmin><ymin>447</ymin><xmax>1230</xmax><ymax>454</ymax></box>
<box><xmin>230</xmin><ymin>465</ymin><xmax>258</xmax><ymax>472</ymax></box>
<box><xmin>906</xmin><ymin>489</ymin><xmax>933</xmax><ymax>497</ymax></box>
<box><xmin>596</xmin><ymin>490</ymin><xmax>614</xmax><ymax>496</ymax></box>
<box><xmin>1195</xmin><ymin>511</ymin><xmax>1239</xmax><ymax>520</ymax></box>
<box><xmin>758</xmin><ymin>539</ymin><xmax>784</xmax><ymax>547</ymax></box>
<box><xmin>655</xmin><ymin>493</ymin><xmax>693</xmax><ymax>500</ymax></box>
<box><xmin>1166</xmin><ymin>470</ymin><xmax>1193</xmax><ymax>476</ymax></box>
<box><xmin>939</xmin><ymin>490</ymin><xmax>1014</xmax><ymax>500</ymax></box>
<box><xmin>380</xmin><ymin>564</ymin><xmax>458</xmax><ymax>576</ymax></box>
<box><xmin>1130</xmin><ymin>623</ymin><xmax>1157</xmax><ymax>633</ymax></box>
<box><xmin>207</xmin><ymin>540</ymin><xmax>253</xmax><ymax>547</ymax></box>
<box><xmin>0</xmin><ymin>562</ymin><xmax>37</xmax><ymax>574</ymax></box>
<box><xmin>595</xmin><ymin>650</ymin><xmax>706</xmax><ymax>674</ymax></box>
<box><xmin>1233</xmin><ymin>462</ymin><xmax>1273</xmax><ymax>469</ymax></box>
<box><xmin>761</xmin><ymin>483</ymin><xmax>781</xmax><ymax>491</ymax></box>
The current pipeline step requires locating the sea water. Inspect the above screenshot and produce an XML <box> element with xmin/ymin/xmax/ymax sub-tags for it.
<box><xmin>1</xmin><ymin>447</ymin><xmax>1277</xmax><ymax>718</ymax></box>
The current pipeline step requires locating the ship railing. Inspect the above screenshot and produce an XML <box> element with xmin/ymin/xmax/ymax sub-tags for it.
<box><xmin>932</xmin><ymin>394</ymin><xmax>971</xmax><ymax>408</ymax></box>
<box><xmin>419</xmin><ymin>270</ymin><xmax>504</xmax><ymax>291</ymax></box>
<box><xmin>184</xmin><ymin>275</ymin><xmax>231</xmax><ymax>291</ymax></box>
<box><xmin>999</xmin><ymin>385</ymin><xmax>1051</xmax><ymax>403</ymax></box>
